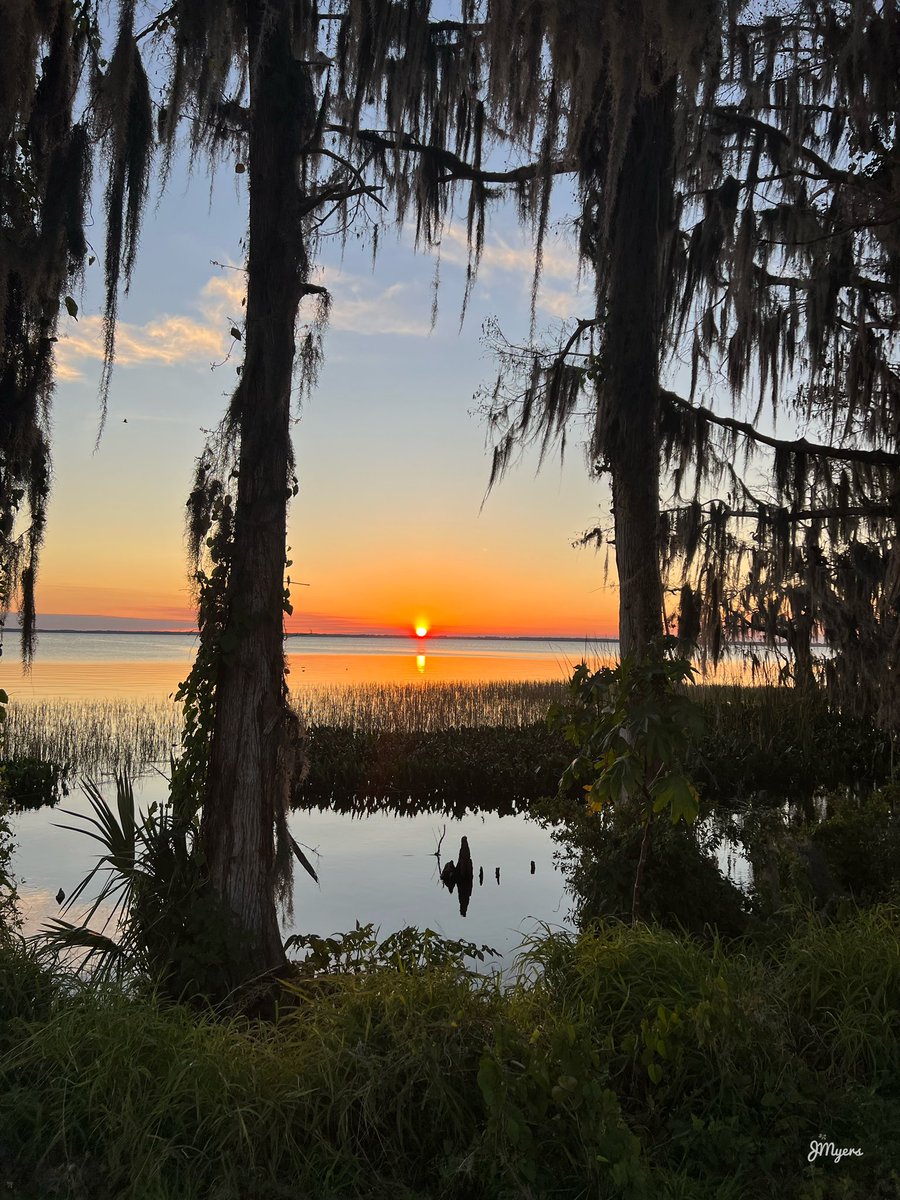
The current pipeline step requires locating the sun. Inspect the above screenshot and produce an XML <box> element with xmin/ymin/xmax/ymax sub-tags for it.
<box><xmin>415</xmin><ymin>624</ymin><xmax>429</xmax><ymax>638</ymax></box>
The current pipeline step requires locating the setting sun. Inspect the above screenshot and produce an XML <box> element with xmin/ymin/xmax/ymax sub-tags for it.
<box><xmin>415</xmin><ymin>624</ymin><xmax>429</xmax><ymax>638</ymax></box>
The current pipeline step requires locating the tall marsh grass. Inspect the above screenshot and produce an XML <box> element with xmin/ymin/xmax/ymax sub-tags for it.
<box><xmin>3</xmin><ymin>699</ymin><xmax>182</xmax><ymax>775</ymax></box>
<box><xmin>301</xmin><ymin>678</ymin><xmax>567</xmax><ymax>730</ymax></box>
<box><xmin>3</xmin><ymin>681</ymin><xmax>568</xmax><ymax>775</ymax></box>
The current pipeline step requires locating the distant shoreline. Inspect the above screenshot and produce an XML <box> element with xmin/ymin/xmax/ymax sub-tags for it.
<box><xmin>29</xmin><ymin>629</ymin><xmax>620</xmax><ymax>642</ymax></box>
<box><xmin>22</xmin><ymin>630</ymin><xmax>820</xmax><ymax>648</ymax></box>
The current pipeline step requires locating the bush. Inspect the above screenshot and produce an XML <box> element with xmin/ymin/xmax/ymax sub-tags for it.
<box><xmin>1</xmin><ymin>913</ymin><xmax>898</xmax><ymax>1199</ymax></box>
<box><xmin>0</xmin><ymin>756</ymin><xmax>64</xmax><ymax>811</ymax></box>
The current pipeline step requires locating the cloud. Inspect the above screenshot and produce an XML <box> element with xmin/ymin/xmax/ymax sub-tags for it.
<box><xmin>317</xmin><ymin>274</ymin><xmax>432</xmax><ymax>337</ymax></box>
<box><xmin>437</xmin><ymin>224</ymin><xmax>577</xmax><ymax>281</ymax></box>
<box><xmin>436</xmin><ymin>225</ymin><xmax>588</xmax><ymax>317</ymax></box>
<box><xmin>537</xmin><ymin>287</ymin><xmax>589</xmax><ymax>321</ymax></box>
<box><xmin>55</xmin><ymin>271</ymin><xmax>246</xmax><ymax>381</ymax></box>
<box><xmin>55</xmin><ymin>265</ymin><xmax>434</xmax><ymax>381</ymax></box>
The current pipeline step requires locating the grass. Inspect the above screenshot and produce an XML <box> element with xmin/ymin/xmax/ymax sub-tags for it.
<box><xmin>2</xmin><ymin>682</ymin><xmax>568</xmax><ymax>778</ymax></box>
<box><xmin>2</xmin><ymin>698</ymin><xmax>182</xmax><ymax>777</ymax></box>
<box><xmin>1</xmin><ymin>909</ymin><xmax>898</xmax><ymax>1198</ymax></box>
<box><xmin>3</xmin><ymin>681</ymin><xmax>894</xmax><ymax>815</ymax></box>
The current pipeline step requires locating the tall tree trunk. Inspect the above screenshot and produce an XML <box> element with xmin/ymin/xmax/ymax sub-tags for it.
<box><xmin>599</xmin><ymin>83</ymin><xmax>675</xmax><ymax>660</ymax></box>
<box><xmin>200</xmin><ymin>0</ymin><xmax>313</xmax><ymax>981</ymax></box>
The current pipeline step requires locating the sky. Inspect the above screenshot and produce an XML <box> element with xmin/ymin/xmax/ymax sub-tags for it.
<box><xmin>30</xmin><ymin>138</ymin><xmax>617</xmax><ymax>639</ymax></box>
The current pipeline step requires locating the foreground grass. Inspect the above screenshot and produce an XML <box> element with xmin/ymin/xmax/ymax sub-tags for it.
<box><xmin>1</xmin><ymin>910</ymin><xmax>898</xmax><ymax>1199</ymax></box>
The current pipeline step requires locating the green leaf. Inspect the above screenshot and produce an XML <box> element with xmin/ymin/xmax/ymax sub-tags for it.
<box><xmin>652</xmin><ymin>772</ymin><xmax>700</xmax><ymax>824</ymax></box>
<box><xmin>477</xmin><ymin>1055</ymin><xmax>502</xmax><ymax>1108</ymax></box>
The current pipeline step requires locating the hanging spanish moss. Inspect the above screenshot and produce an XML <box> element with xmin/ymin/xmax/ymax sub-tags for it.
<box><xmin>92</xmin><ymin>0</ymin><xmax>154</xmax><ymax>431</ymax></box>
<box><xmin>0</xmin><ymin>0</ymin><xmax>92</xmax><ymax>663</ymax></box>
<box><xmin>475</xmin><ymin>1</ymin><xmax>900</xmax><ymax>718</ymax></box>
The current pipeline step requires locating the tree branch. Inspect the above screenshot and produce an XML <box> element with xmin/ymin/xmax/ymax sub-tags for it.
<box><xmin>661</xmin><ymin>390</ymin><xmax>900</xmax><ymax>470</ymax></box>
<box><xmin>326</xmin><ymin>125</ymin><xmax>574</xmax><ymax>185</ymax></box>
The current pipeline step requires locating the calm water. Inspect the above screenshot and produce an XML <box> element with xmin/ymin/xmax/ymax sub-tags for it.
<box><xmin>3</xmin><ymin>632</ymin><xmax>616</xmax><ymax>698</ymax></box>
<box><xmin>11</xmin><ymin>773</ymin><xmax>572</xmax><ymax>960</ymax></box>
<box><xmin>4</xmin><ymin>632</ymin><xmax>755</xmax><ymax>958</ymax></box>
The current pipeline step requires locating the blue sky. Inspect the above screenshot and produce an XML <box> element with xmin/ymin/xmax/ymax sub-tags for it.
<box><xmin>35</xmin><ymin>134</ymin><xmax>618</xmax><ymax>637</ymax></box>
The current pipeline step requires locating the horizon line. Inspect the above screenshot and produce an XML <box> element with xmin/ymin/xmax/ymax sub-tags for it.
<box><xmin>25</xmin><ymin>627</ymin><xmax>619</xmax><ymax>641</ymax></box>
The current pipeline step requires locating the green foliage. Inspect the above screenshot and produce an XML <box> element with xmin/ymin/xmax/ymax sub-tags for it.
<box><xmin>172</xmin><ymin>479</ymin><xmax>235</xmax><ymax>821</ymax></box>
<box><xmin>537</xmin><ymin>797</ymin><xmax>749</xmax><ymax>936</ymax></box>
<box><xmin>808</xmin><ymin>788</ymin><xmax>900</xmax><ymax>906</ymax></box>
<box><xmin>1</xmin><ymin>912</ymin><xmax>898</xmax><ymax>1198</ymax></box>
<box><xmin>0</xmin><ymin>756</ymin><xmax>64</xmax><ymax>810</ymax></box>
<box><xmin>551</xmin><ymin>642</ymin><xmax>704</xmax><ymax>825</ymax></box>
<box><xmin>298</xmin><ymin>722</ymin><xmax>565</xmax><ymax>816</ymax></box>
<box><xmin>41</xmin><ymin>776</ymin><xmax>242</xmax><ymax>1001</ymax></box>
<box><xmin>745</xmin><ymin>788</ymin><xmax>900</xmax><ymax>917</ymax></box>
<box><xmin>0</xmin><ymin>794</ymin><xmax>20</xmax><ymax>936</ymax></box>
<box><xmin>690</xmin><ymin>686</ymin><xmax>894</xmax><ymax>808</ymax></box>
<box><xmin>549</xmin><ymin>644</ymin><xmax>706</xmax><ymax>922</ymax></box>
<box><xmin>284</xmin><ymin>922</ymin><xmax>497</xmax><ymax>974</ymax></box>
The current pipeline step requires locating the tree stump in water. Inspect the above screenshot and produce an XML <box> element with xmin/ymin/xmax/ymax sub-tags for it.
<box><xmin>455</xmin><ymin>836</ymin><xmax>473</xmax><ymax>917</ymax></box>
<box><xmin>439</xmin><ymin>836</ymin><xmax>474</xmax><ymax>916</ymax></box>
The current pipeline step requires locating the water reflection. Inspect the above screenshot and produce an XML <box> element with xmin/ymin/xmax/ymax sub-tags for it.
<box><xmin>438</xmin><ymin>836</ymin><xmax>474</xmax><ymax>916</ymax></box>
<box><xmin>3</xmin><ymin>631</ymin><xmax>818</xmax><ymax>701</ymax></box>
<box><xmin>11</xmin><ymin>777</ymin><xmax>571</xmax><ymax>957</ymax></box>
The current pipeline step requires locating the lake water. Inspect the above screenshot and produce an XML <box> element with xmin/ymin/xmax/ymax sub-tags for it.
<box><xmin>3</xmin><ymin>631</ymin><xmax>618</xmax><ymax>698</ymax></box>
<box><xmin>12</xmin><ymin>774</ymin><xmax>569</xmax><ymax>961</ymax></box>
<box><xmin>4</xmin><ymin>633</ymin><xmax>589</xmax><ymax>958</ymax></box>
<box><xmin>3</xmin><ymin>632</ymin><xmax>755</xmax><ymax>961</ymax></box>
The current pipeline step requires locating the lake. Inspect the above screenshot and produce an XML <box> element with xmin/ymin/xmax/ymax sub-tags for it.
<box><xmin>3</xmin><ymin>632</ymin><xmax>755</xmax><ymax>962</ymax></box>
<box><xmin>4</xmin><ymin>631</ymin><xmax>618</xmax><ymax>698</ymax></box>
<box><xmin>4</xmin><ymin>633</ymin><xmax>592</xmax><ymax>958</ymax></box>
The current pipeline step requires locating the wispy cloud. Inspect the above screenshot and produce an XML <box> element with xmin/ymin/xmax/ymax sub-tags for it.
<box><xmin>55</xmin><ymin>272</ymin><xmax>245</xmax><ymax>381</ymax></box>
<box><xmin>432</xmin><ymin>225</ymin><xmax>591</xmax><ymax>322</ymax></box>
<box><xmin>55</xmin><ymin>263</ymin><xmax>436</xmax><ymax>382</ymax></box>
<box><xmin>437</xmin><ymin>224</ymin><xmax>583</xmax><ymax>285</ymax></box>
<box><xmin>316</xmin><ymin>273</ymin><xmax>433</xmax><ymax>337</ymax></box>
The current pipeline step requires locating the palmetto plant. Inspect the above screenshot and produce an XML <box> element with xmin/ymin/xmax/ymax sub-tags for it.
<box><xmin>42</xmin><ymin>774</ymin><xmax>240</xmax><ymax>997</ymax></box>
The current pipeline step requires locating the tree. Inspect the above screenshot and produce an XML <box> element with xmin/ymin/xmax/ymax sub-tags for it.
<box><xmin>479</xmin><ymin>1</ymin><xmax>900</xmax><ymax>722</ymax></box>
<box><xmin>1</xmin><ymin>0</ymin><xmax>541</xmax><ymax>986</ymax></box>
<box><xmin>655</xmin><ymin>0</ymin><xmax>900</xmax><ymax>719</ymax></box>
<box><xmin>1</xmin><ymin>1</ymin><xmax>93</xmax><ymax>663</ymax></box>
<box><xmin>471</xmin><ymin>0</ymin><xmax>726</xmax><ymax>659</ymax></box>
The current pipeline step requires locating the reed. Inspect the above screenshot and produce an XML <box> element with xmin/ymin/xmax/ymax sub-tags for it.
<box><xmin>3</xmin><ymin>698</ymin><xmax>182</xmax><ymax>776</ymax></box>
<box><xmin>2</xmin><ymin>681</ymin><xmax>568</xmax><ymax>775</ymax></box>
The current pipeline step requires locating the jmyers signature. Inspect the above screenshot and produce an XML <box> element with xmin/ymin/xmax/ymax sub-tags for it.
<box><xmin>808</xmin><ymin>1139</ymin><xmax>864</xmax><ymax>1164</ymax></box>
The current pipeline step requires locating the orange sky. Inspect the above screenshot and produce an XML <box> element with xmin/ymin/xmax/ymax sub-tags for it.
<box><xmin>21</xmin><ymin>152</ymin><xmax>621</xmax><ymax>641</ymax></box>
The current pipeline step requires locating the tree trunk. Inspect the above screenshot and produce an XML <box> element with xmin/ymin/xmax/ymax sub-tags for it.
<box><xmin>599</xmin><ymin>84</ymin><xmax>675</xmax><ymax>660</ymax></box>
<box><xmin>200</xmin><ymin>0</ymin><xmax>313</xmax><ymax>981</ymax></box>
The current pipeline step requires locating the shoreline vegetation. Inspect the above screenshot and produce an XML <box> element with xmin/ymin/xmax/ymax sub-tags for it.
<box><xmin>3</xmin><ymin>682</ymin><xmax>900</xmax><ymax>1197</ymax></box>
<box><xmin>2</xmin><ymin>680</ymin><xmax>892</xmax><ymax>810</ymax></box>
<box><xmin>1</xmin><ymin>909</ymin><xmax>897</xmax><ymax>1198</ymax></box>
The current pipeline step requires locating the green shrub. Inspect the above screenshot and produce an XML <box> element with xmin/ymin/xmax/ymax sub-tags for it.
<box><xmin>2</xmin><ymin>913</ymin><xmax>898</xmax><ymax>1199</ymax></box>
<box><xmin>0</xmin><ymin>756</ymin><xmax>64</xmax><ymax>811</ymax></box>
